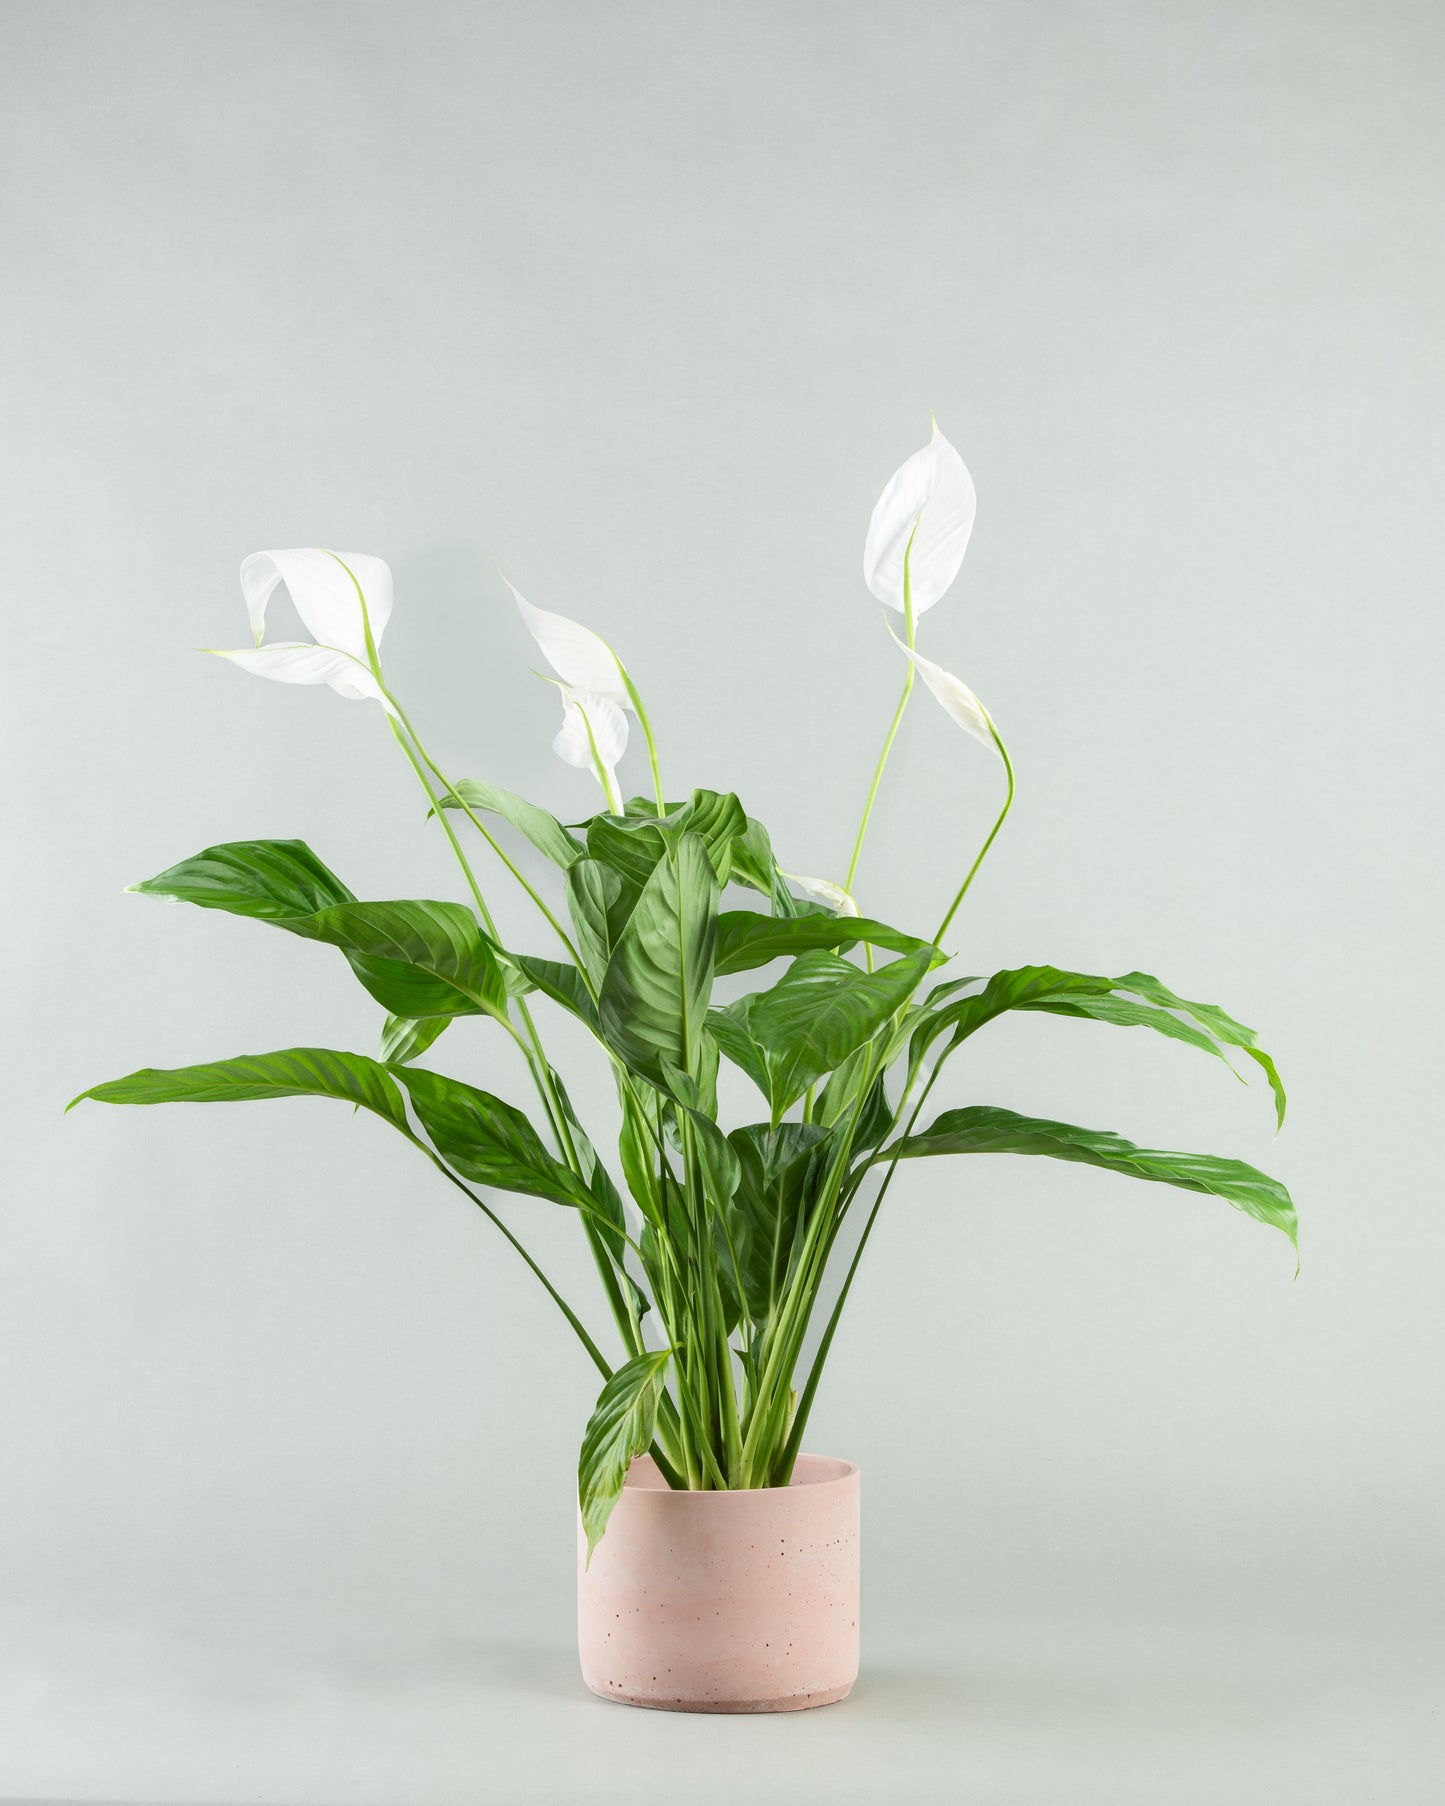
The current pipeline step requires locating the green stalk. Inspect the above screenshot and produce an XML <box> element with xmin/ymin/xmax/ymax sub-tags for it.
<box><xmin>620</xmin><ymin>667</ymin><xmax>667</xmax><ymax>817</ymax></box>
<box><xmin>933</xmin><ymin>726</ymin><xmax>1016</xmax><ymax>945</ymax></box>
<box><xmin>843</xmin><ymin>518</ymin><xmax>921</xmax><ymax>893</ymax></box>
<box><xmin>776</xmin><ymin>1062</ymin><xmax>946</xmax><ymax>1479</ymax></box>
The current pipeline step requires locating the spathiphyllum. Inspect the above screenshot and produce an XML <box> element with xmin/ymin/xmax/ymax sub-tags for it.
<box><xmin>72</xmin><ymin>421</ymin><xmax>1296</xmax><ymax>1559</ymax></box>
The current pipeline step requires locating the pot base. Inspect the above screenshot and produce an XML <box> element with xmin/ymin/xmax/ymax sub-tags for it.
<box><xmin>585</xmin><ymin>1679</ymin><xmax>854</xmax><ymax>1713</ymax></box>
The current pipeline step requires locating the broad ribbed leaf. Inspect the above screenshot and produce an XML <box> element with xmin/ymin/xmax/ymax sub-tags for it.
<box><xmin>439</xmin><ymin>778</ymin><xmax>584</xmax><ymax>869</ymax></box>
<box><xmin>565</xmin><ymin>857</ymin><xmax>634</xmax><ymax>986</ymax></box>
<box><xmin>598</xmin><ymin>832</ymin><xmax>720</xmax><ymax>1089</ymax></box>
<box><xmin>515</xmin><ymin>957</ymin><xmax>600</xmax><ymax>1033</ymax></box>
<box><xmin>883</xmin><ymin>1105</ymin><xmax>1297</xmax><ymax>1245</ymax></box>
<box><xmin>301</xmin><ymin>901</ymin><xmax>511</xmax><ymax>1021</ymax></box>
<box><xmin>129</xmin><ymin>839</ymin><xmax>354</xmax><ymax>924</ymax></box>
<box><xmin>714</xmin><ymin>911</ymin><xmax>932</xmax><ymax>975</ymax></box>
<box><xmin>380</xmin><ymin>1013</ymin><xmax>451</xmax><ymax>1065</ymax></box>
<box><xmin>725</xmin><ymin>1123</ymin><xmax>830</xmax><ymax>1323</ymax></box>
<box><xmin>714</xmin><ymin>946</ymin><xmax>938</xmax><ymax>1122</ymax></box>
<box><xmin>69</xmin><ymin>1047</ymin><xmax>409</xmax><ymax>1131</ymax></box>
<box><xmin>579</xmin><ymin>1349</ymin><xmax>672</xmax><ymax>1563</ymax></box>
<box><xmin>395</xmin><ymin>1066</ymin><xmax>592</xmax><ymax>1208</ymax></box>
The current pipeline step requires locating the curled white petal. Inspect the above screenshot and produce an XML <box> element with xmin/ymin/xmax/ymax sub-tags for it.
<box><xmin>240</xmin><ymin>550</ymin><xmax>393</xmax><ymax>661</ymax></box>
<box><xmin>783</xmin><ymin>872</ymin><xmax>860</xmax><ymax>917</ymax></box>
<box><xmin>863</xmin><ymin>419</ymin><xmax>977</xmax><ymax>616</ymax></box>
<box><xmin>210</xmin><ymin>642</ymin><xmax>397</xmax><ymax>714</ymax></box>
<box><xmin>504</xmin><ymin>577</ymin><xmax>628</xmax><ymax>704</ymax></box>
<box><xmin>885</xmin><ymin>620</ymin><xmax>999</xmax><ymax>757</ymax></box>
<box><xmin>553</xmin><ymin>687</ymin><xmax>628</xmax><ymax>802</ymax></box>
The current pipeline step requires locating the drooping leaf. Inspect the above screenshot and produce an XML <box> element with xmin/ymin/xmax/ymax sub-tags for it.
<box><xmin>598</xmin><ymin>832</ymin><xmax>720</xmax><ymax>1089</ymax></box>
<box><xmin>578</xmin><ymin>1348</ymin><xmax>673</xmax><ymax>1563</ymax></box>
<box><xmin>380</xmin><ymin>1013</ymin><xmax>451</xmax><ymax>1065</ymax></box>
<box><xmin>69</xmin><ymin>1046</ymin><xmax>410</xmax><ymax>1132</ymax></box>
<box><xmin>1114</xmin><ymin>971</ymin><xmax>1287</xmax><ymax>1129</ymax></box>
<box><xmin>439</xmin><ymin>778</ymin><xmax>585</xmax><ymax>869</ymax></box>
<box><xmin>395</xmin><ymin>1065</ymin><xmax>593</xmax><ymax>1209</ymax></box>
<box><xmin>881</xmin><ymin>1105</ymin><xmax>1298</xmax><ymax>1245</ymax></box>
<box><xmin>907</xmin><ymin>966</ymin><xmax>1279</xmax><ymax>1121</ymax></box>
<box><xmin>299</xmin><ymin>900</ymin><xmax>512</xmax><ymax>1021</ymax></box>
<box><xmin>714</xmin><ymin>911</ymin><xmax>931</xmax><ymax>976</ymax></box>
<box><xmin>129</xmin><ymin>838</ymin><xmax>354</xmax><ymax>924</ymax></box>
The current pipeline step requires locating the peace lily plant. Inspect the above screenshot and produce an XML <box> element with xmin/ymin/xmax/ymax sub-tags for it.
<box><xmin>73</xmin><ymin>423</ymin><xmax>1296</xmax><ymax>1559</ymax></box>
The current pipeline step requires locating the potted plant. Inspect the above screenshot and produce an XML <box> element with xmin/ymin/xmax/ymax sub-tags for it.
<box><xmin>71</xmin><ymin>421</ymin><xmax>1296</xmax><ymax>1713</ymax></box>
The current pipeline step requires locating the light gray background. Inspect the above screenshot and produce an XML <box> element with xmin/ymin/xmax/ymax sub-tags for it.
<box><xmin>2</xmin><ymin>2</ymin><xmax>1441</xmax><ymax>1800</ymax></box>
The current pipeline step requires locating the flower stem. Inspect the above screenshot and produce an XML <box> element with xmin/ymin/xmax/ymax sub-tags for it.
<box><xmin>933</xmin><ymin>726</ymin><xmax>1015</xmax><ymax>945</ymax></box>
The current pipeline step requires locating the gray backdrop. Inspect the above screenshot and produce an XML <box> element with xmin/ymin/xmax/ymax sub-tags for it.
<box><xmin>2</xmin><ymin>3</ymin><xmax>1440</xmax><ymax>1801</ymax></box>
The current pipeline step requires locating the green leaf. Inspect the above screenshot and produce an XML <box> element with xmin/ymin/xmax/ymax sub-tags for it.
<box><xmin>395</xmin><ymin>1065</ymin><xmax>593</xmax><ymax>1209</ymax></box>
<box><xmin>882</xmin><ymin>1105</ymin><xmax>1298</xmax><ymax>1245</ymax></box>
<box><xmin>130</xmin><ymin>838</ymin><xmax>354</xmax><ymax>924</ymax></box>
<box><xmin>725</xmin><ymin>1123</ymin><xmax>830</xmax><ymax>1323</ymax></box>
<box><xmin>299</xmin><ymin>900</ymin><xmax>512</xmax><ymax>1021</ymax></box>
<box><xmin>69</xmin><ymin>1046</ymin><xmax>409</xmax><ymax>1131</ymax></box>
<box><xmin>713</xmin><ymin>945</ymin><xmax>939</xmax><ymax>1122</ymax></box>
<box><xmin>714</xmin><ymin>911</ymin><xmax>933</xmax><ymax>975</ymax></box>
<box><xmin>515</xmin><ymin>956</ymin><xmax>601</xmax><ymax>1034</ymax></box>
<box><xmin>1115</xmin><ymin>971</ymin><xmax>1287</xmax><ymax>1129</ymax></box>
<box><xmin>439</xmin><ymin>778</ymin><xmax>584</xmax><ymax>869</ymax></box>
<box><xmin>578</xmin><ymin>1348</ymin><xmax>672</xmax><ymax>1564</ymax></box>
<box><xmin>598</xmin><ymin>832</ymin><xmax>720</xmax><ymax>1089</ymax></box>
<box><xmin>565</xmin><ymin>858</ymin><xmax>634</xmax><ymax>987</ymax></box>
<box><xmin>130</xmin><ymin>840</ymin><xmax>518</xmax><ymax>1036</ymax></box>
<box><xmin>907</xmin><ymin>966</ymin><xmax>1282</xmax><ymax>1124</ymax></box>
<box><xmin>380</xmin><ymin>1013</ymin><xmax>451</xmax><ymax>1065</ymax></box>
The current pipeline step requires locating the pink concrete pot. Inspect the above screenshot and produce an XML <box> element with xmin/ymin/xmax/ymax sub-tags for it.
<box><xmin>577</xmin><ymin>1452</ymin><xmax>860</xmax><ymax>1713</ymax></box>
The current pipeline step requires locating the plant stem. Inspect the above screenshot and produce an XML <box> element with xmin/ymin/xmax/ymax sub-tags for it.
<box><xmin>621</xmin><ymin>667</ymin><xmax>667</xmax><ymax>817</ymax></box>
<box><xmin>933</xmin><ymin>726</ymin><xmax>1015</xmax><ymax>945</ymax></box>
<box><xmin>843</xmin><ymin>519</ymin><xmax>921</xmax><ymax>893</ymax></box>
<box><xmin>777</xmin><ymin>1062</ymin><xmax>946</xmax><ymax>1475</ymax></box>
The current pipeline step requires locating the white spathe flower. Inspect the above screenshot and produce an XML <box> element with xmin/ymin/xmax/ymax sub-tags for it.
<box><xmin>864</xmin><ymin>418</ymin><xmax>977</xmax><ymax>617</ymax></box>
<box><xmin>885</xmin><ymin>619</ymin><xmax>1000</xmax><ymax>758</ymax></box>
<box><xmin>553</xmin><ymin>685</ymin><xmax>628</xmax><ymax>808</ymax></box>
<box><xmin>212</xmin><ymin>549</ymin><xmax>396</xmax><ymax>711</ymax></box>
<box><xmin>783</xmin><ymin>872</ymin><xmax>860</xmax><ymax>917</ymax></box>
<box><xmin>504</xmin><ymin>576</ymin><xmax>629</xmax><ymax>706</ymax></box>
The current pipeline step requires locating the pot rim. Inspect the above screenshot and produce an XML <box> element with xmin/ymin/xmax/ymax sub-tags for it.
<box><xmin>623</xmin><ymin>1451</ymin><xmax>858</xmax><ymax>1496</ymax></box>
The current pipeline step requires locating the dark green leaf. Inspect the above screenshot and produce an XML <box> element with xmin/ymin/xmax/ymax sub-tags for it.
<box><xmin>130</xmin><ymin>838</ymin><xmax>354</xmax><ymax>924</ymax></box>
<box><xmin>565</xmin><ymin>858</ymin><xmax>634</xmax><ymax>986</ymax></box>
<box><xmin>713</xmin><ymin>946</ymin><xmax>939</xmax><ymax>1122</ymax></box>
<box><xmin>598</xmin><ymin>832</ymin><xmax>719</xmax><ymax>1089</ymax></box>
<box><xmin>396</xmin><ymin>1066</ymin><xmax>592</xmax><ymax>1209</ymax></box>
<box><xmin>714</xmin><ymin>911</ymin><xmax>933</xmax><ymax>975</ymax></box>
<box><xmin>69</xmin><ymin>1046</ymin><xmax>409</xmax><ymax>1131</ymax></box>
<box><xmin>516</xmin><ymin>956</ymin><xmax>600</xmax><ymax>1034</ymax></box>
<box><xmin>579</xmin><ymin>1348</ymin><xmax>673</xmax><ymax>1563</ymax></box>
<box><xmin>439</xmin><ymin>778</ymin><xmax>584</xmax><ymax>869</ymax></box>
<box><xmin>1115</xmin><ymin>971</ymin><xmax>1287</xmax><ymax>1128</ymax></box>
<box><xmin>300</xmin><ymin>900</ymin><xmax>511</xmax><ymax>1021</ymax></box>
<box><xmin>882</xmin><ymin>1105</ymin><xmax>1297</xmax><ymax>1245</ymax></box>
<box><xmin>725</xmin><ymin>1123</ymin><xmax>830</xmax><ymax>1323</ymax></box>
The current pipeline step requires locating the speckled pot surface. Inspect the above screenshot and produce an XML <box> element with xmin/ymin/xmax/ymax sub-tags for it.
<box><xmin>577</xmin><ymin>1452</ymin><xmax>860</xmax><ymax>1713</ymax></box>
